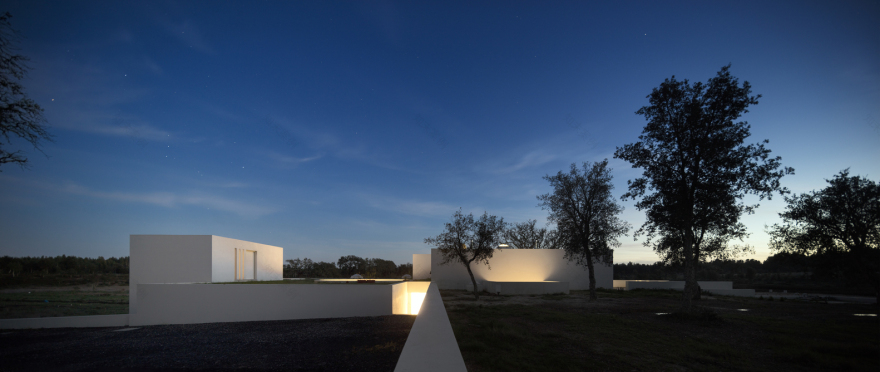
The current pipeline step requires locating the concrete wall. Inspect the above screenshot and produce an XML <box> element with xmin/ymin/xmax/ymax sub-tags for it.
<box><xmin>468</xmin><ymin>281</ymin><xmax>569</xmax><ymax>295</ymax></box>
<box><xmin>624</xmin><ymin>281</ymin><xmax>733</xmax><ymax>291</ymax></box>
<box><xmin>130</xmin><ymin>235</ymin><xmax>214</xmax><ymax>314</ymax></box>
<box><xmin>131</xmin><ymin>283</ymin><xmax>393</xmax><ymax>326</ymax></box>
<box><xmin>614</xmin><ymin>279</ymin><xmax>667</xmax><ymax>288</ymax></box>
<box><xmin>704</xmin><ymin>289</ymin><xmax>755</xmax><ymax>297</ymax></box>
<box><xmin>130</xmin><ymin>235</ymin><xmax>284</xmax><ymax>313</ymax></box>
<box><xmin>413</xmin><ymin>254</ymin><xmax>431</xmax><ymax>280</ymax></box>
<box><xmin>392</xmin><ymin>282</ymin><xmax>432</xmax><ymax>315</ymax></box>
<box><xmin>394</xmin><ymin>283</ymin><xmax>467</xmax><ymax>372</ymax></box>
<box><xmin>0</xmin><ymin>314</ymin><xmax>129</xmax><ymax>329</ymax></box>
<box><xmin>210</xmin><ymin>235</ymin><xmax>283</xmax><ymax>282</ymax></box>
<box><xmin>431</xmin><ymin>248</ymin><xmax>612</xmax><ymax>290</ymax></box>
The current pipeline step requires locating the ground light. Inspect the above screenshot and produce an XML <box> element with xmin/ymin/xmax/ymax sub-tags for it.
<box><xmin>410</xmin><ymin>292</ymin><xmax>426</xmax><ymax>315</ymax></box>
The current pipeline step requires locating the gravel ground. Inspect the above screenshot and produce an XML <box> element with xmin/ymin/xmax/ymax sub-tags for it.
<box><xmin>0</xmin><ymin>315</ymin><xmax>415</xmax><ymax>372</ymax></box>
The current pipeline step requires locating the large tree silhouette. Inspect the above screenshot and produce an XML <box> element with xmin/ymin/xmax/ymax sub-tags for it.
<box><xmin>614</xmin><ymin>65</ymin><xmax>793</xmax><ymax>313</ymax></box>
<box><xmin>0</xmin><ymin>12</ymin><xmax>52</xmax><ymax>170</ymax></box>
<box><xmin>768</xmin><ymin>169</ymin><xmax>879</xmax><ymax>301</ymax></box>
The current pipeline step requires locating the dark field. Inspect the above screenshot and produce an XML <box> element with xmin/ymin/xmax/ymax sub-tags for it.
<box><xmin>442</xmin><ymin>289</ymin><xmax>879</xmax><ymax>372</ymax></box>
<box><xmin>0</xmin><ymin>316</ymin><xmax>416</xmax><ymax>372</ymax></box>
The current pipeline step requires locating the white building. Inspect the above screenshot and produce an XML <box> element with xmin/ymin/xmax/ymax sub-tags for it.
<box><xmin>129</xmin><ymin>235</ymin><xmax>283</xmax><ymax>314</ymax></box>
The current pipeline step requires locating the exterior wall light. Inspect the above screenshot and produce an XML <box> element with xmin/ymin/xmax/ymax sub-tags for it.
<box><xmin>410</xmin><ymin>292</ymin><xmax>426</xmax><ymax>315</ymax></box>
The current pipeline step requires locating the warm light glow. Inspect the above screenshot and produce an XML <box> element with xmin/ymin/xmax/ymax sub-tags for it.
<box><xmin>498</xmin><ymin>243</ymin><xmax>509</xmax><ymax>248</ymax></box>
<box><xmin>410</xmin><ymin>292</ymin><xmax>426</xmax><ymax>315</ymax></box>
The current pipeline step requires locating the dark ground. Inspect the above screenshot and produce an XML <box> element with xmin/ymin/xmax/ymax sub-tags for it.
<box><xmin>0</xmin><ymin>315</ymin><xmax>416</xmax><ymax>372</ymax></box>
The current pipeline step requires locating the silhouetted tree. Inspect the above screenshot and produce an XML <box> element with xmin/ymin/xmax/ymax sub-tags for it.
<box><xmin>768</xmin><ymin>169</ymin><xmax>879</xmax><ymax>301</ymax></box>
<box><xmin>337</xmin><ymin>255</ymin><xmax>365</xmax><ymax>277</ymax></box>
<box><xmin>538</xmin><ymin>159</ymin><xmax>629</xmax><ymax>301</ymax></box>
<box><xmin>0</xmin><ymin>12</ymin><xmax>52</xmax><ymax>170</ymax></box>
<box><xmin>425</xmin><ymin>209</ymin><xmax>505</xmax><ymax>300</ymax></box>
<box><xmin>503</xmin><ymin>220</ymin><xmax>560</xmax><ymax>249</ymax></box>
<box><xmin>614</xmin><ymin>65</ymin><xmax>793</xmax><ymax>313</ymax></box>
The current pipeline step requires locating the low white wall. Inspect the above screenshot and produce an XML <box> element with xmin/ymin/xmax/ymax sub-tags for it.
<box><xmin>394</xmin><ymin>283</ymin><xmax>467</xmax><ymax>372</ymax></box>
<box><xmin>130</xmin><ymin>235</ymin><xmax>214</xmax><ymax>314</ymax></box>
<box><xmin>431</xmin><ymin>248</ymin><xmax>612</xmax><ymax>290</ymax></box>
<box><xmin>0</xmin><ymin>314</ymin><xmax>129</xmax><ymax>329</ymax></box>
<box><xmin>477</xmin><ymin>281</ymin><xmax>569</xmax><ymax>295</ymax></box>
<box><xmin>131</xmin><ymin>283</ymin><xmax>392</xmax><ymax>326</ymax></box>
<box><xmin>614</xmin><ymin>280</ymin><xmax>667</xmax><ymax>288</ymax></box>
<box><xmin>705</xmin><ymin>289</ymin><xmax>755</xmax><ymax>297</ymax></box>
<box><xmin>413</xmin><ymin>254</ymin><xmax>431</xmax><ymax>280</ymax></box>
<box><xmin>624</xmin><ymin>281</ymin><xmax>733</xmax><ymax>291</ymax></box>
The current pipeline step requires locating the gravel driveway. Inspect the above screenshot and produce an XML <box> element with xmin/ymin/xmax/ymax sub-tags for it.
<box><xmin>0</xmin><ymin>315</ymin><xmax>415</xmax><ymax>372</ymax></box>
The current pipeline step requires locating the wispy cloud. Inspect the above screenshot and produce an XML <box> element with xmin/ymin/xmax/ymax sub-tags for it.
<box><xmin>490</xmin><ymin>151</ymin><xmax>557</xmax><ymax>175</ymax></box>
<box><xmin>2</xmin><ymin>176</ymin><xmax>274</xmax><ymax>218</ymax></box>
<box><xmin>60</xmin><ymin>183</ymin><xmax>275</xmax><ymax>218</ymax></box>
<box><xmin>268</xmin><ymin>152</ymin><xmax>323</xmax><ymax>165</ymax></box>
<box><xmin>364</xmin><ymin>195</ymin><xmax>461</xmax><ymax>218</ymax></box>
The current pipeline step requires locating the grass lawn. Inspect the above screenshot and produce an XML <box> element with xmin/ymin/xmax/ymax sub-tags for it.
<box><xmin>0</xmin><ymin>290</ymin><xmax>128</xmax><ymax>319</ymax></box>
<box><xmin>442</xmin><ymin>289</ymin><xmax>879</xmax><ymax>372</ymax></box>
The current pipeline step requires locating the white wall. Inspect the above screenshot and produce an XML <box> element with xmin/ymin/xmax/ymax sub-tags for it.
<box><xmin>624</xmin><ymin>281</ymin><xmax>733</xmax><ymax>291</ymax></box>
<box><xmin>131</xmin><ymin>283</ymin><xmax>393</xmax><ymax>326</ymax></box>
<box><xmin>211</xmin><ymin>235</ymin><xmax>283</xmax><ymax>282</ymax></box>
<box><xmin>130</xmin><ymin>235</ymin><xmax>214</xmax><ymax>314</ymax></box>
<box><xmin>394</xmin><ymin>283</ymin><xmax>467</xmax><ymax>372</ymax></box>
<box><xmin>0</xmin><ymin>314</ymin><xmax>129</xmax><ymax>329</ymax></box>
<box><xmin>413</xmin><ymin>254</ymin><xmax>431</xmax><ymax>280</ymax></box>
<box><xmin>431</xmin><ymin>248</ymin><xmax>612</xmax><ymax>290</ymax></box>
<box><xmin>130</xmin><ymin>235</ymin><xmax>284</xmax><ymax>314</ymax></box>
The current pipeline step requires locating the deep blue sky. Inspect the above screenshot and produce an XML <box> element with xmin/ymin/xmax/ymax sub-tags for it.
<box><xmin>1</xmin><ymin>1</ymin><xmax>878</xmax><ymax>265</ymax></box>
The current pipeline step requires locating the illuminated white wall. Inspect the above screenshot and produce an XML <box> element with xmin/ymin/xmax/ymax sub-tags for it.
<box><xmin>413</xmin><ymin>254</ymin><xmax>431</xmax><ymax>280</ymax></box>
<box><xmin>392</xmin><ymin>281</ymin><xmax>431</xmax><ymax>315</ymax></box>
<box><xmin>129</xmin><ymin>235</ymin><xmax>283</xmax><ymax>314</ymax></box>
<box><xmin>430</xmin><ymin>248</ymin><xmax>612</xmax><ymax>290</ymax></box>
<box><xmin>131</xmin><ymin>283</ymin><xmax>392</xmax><ymax>326</ymax></box>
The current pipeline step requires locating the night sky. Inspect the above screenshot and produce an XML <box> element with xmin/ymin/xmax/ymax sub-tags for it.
<box><xmin>1</xmin><ymin>1</ymin><xmax>878</xmax><ymax>266</ymax></box>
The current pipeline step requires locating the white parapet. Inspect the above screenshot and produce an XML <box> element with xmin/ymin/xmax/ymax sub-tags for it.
<box><xmin>130</xmin><ymin>283</ymin><xmax>393</xmax><ymax>326</ymax></box>
<box><xmin>704</xmin><ymin>289</ymin><xmax>756</xmax><ymax>297</ymax></box>
<box><xmin>0</xmin><ymin>314</ymin><xmax>130</xmax><ymax>329</ymax></box>
<box><xmin>624</xmin><ymin>281</ymin><xmax>733</xmax><ymax>291</ymax></box>
<box><xmin>394</xmin><ymin>283</ymin><xmax>467</xmax><ymax>372</ymax></box>
<box><xmin>129</xmin><ymin>235</ymin><xmax>283</xmax><ymax>314</ymax></box>
<box><xmin>466</xmin><ymin>280</ymin><xmax>570</xmax><ymax>295</ymax></box>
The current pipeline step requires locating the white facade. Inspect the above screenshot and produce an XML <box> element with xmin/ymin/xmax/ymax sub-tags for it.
<box><xmin>129</xmin><ymin>235</ymin><xmax>283</xmax><ymax>313</ymax></box>
<box><xmin>412</xmin><ymin>254</ymin><xmax>431</xmax><ymax>280</ymax></box>
<box><xmin>430</xmin><ymin>248</ymin><xmax>612</xmax><ymax>290</ymax></box>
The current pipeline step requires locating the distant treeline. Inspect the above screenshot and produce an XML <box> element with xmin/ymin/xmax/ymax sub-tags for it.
<box><xmin>0</xmin><ymin>255</ymin><xmax>130</xmax><ymax>276</ymax></box>
<box><xmin>614</xmin><ymin>251</ymin><xmax>849</xmax><ymax>282</ymax></box>
<box><xmin>285</xmin><ymin>255</ymin><xmax>413</xmax><ymax>279</ymax></box>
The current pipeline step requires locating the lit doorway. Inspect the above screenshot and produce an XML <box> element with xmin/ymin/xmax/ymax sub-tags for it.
<box><xmin>235</xmin><ymin>248</ymin><xmax>257</xmax><ymax>280</ymax></box>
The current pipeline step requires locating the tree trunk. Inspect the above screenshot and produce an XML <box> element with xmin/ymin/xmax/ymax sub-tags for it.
<box><xmin>681</xmin><ymin>230</ymin><xmax>698</xmax><ymax>313</ymax></box>
<box><xmin>586</xmin><ymin>255</ymin><xmax>597</xmax><ymax>301</ymax></box>
<box><xmin>465</xmin><ymin>262</ymin><xmax>480</xmax><ymax>300</ymax></box>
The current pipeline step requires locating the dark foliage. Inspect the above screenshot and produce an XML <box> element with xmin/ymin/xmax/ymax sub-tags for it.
<box><xmin>768</xmin><ymin>169</ymin><xmax>879</xmax><ymax>299</ymax></box>
<box><xmin>284</xmin><ymin>255</ymin><xmax>412</xmax><ymax>279</ymax></box>
<box><xmin>425</xmin><ymin>209</ymin><xmax>505</xmax><ymax>300</ymax></box>
<box><xmin>614</xmin><ymin>65</ymin><xmax>793</xmax><ymax>312</ymax></box>
<box><xmin>538</xmin><ymin>159</ymin><xmax>629</xmax><ymax>300</ymax></box>
<box><xmin>502</xmin><ymin>219</ymin><xmax>561</xmax><ymax>249</ymax></box>
<box><xmin>0</xmin><ymin>255</ymin><xmax>130</xmax><ymax>276</ymax></box>
<box><xmin>0</xmin><ymin>12</ymin><xmax>53</xmax><ymax>170</ymax></box>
